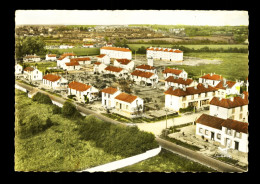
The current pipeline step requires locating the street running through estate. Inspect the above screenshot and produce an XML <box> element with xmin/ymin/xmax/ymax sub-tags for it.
<box><xmin>15</xmin><ymin>81</ymin><xmax>246</xmax><ymax>172</ymax></box>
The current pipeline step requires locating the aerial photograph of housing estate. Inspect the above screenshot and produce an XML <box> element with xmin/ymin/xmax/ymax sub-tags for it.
<box><xmin>14</xmin><ymin>10</ymin><xmax>249</xmax><ymax>172</ymax></box>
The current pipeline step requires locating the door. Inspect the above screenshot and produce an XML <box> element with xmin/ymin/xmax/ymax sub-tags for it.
<box><xmin>235</xmin><ymin>141</ymin><xmax>239</xmax><ymax>150</ymax></box>
<box><xmin>211</xmin><ymin>132</ymin><xmax>215</xmax><ymax>140</ymax></box>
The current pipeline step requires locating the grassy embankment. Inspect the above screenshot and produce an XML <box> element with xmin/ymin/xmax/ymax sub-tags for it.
<box><xmin>15</xmin><ymin>89</ymin><xmax>123</xmax><ymax>171</ymax></box>
<box><xmin>117</xmin><ymin>149</ymin><xmax>216</xmax><ymax>172</ymax></box>
<box><xmin>48</xmin><ymin>47</ymin><xmax>100</xmax><ymax>56</ymax></box>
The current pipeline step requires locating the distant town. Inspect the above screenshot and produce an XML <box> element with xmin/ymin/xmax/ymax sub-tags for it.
<box><xmin>15</xmin><ymin>23</ymin><xmax>249</xmax><ymax>172</ymax></box>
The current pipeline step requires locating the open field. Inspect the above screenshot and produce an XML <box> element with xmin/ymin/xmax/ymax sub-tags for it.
<box><xmin>15</xmin><ymin>89</ymin><xmax>122</xmax><ymax>171</ymax></box>
<box><xmin>23</xmin><ymin>61</ymin><xmax>57</xmax><ymax>72</ymax></box>
<box><xmin>128</xmin><ymin>44</ymin><xmax>248</xmax><ymax>51</ymax></box>
<box><xmin>48</xmin><ymin>47</ymin><xmax>100</xmax><ymax>56</ymax></box>
<box><xmin>117</xmin><ymin>149</ymin><xmax>216</xmax><ymax>172</ymax></box>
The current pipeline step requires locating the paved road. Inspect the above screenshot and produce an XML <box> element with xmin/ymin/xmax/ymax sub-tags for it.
<box><xmin>156</xmin><ymin>137</ymin><xmax>246</xmax><ymax>172</ymax></box>
<box><xmin>15</xmin><ymin>81</ymin><xmax>246</xmax><ymax>172</ymax></box>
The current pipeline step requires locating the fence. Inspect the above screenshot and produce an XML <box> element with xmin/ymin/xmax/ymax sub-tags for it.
<box><xmin>82</xmin><ymin>146</ymin><xmax>161</xmax><ymax>172</ymax></box>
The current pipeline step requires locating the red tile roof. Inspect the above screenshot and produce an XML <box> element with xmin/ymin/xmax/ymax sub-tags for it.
<box><xmin>43</xmin><ymin>74</ymin><xmax>61</xmax><ymax>82</ymax></box>
<box><xmin>146</xmin><ymin>47</ymin><xmax>183</xmax><ymax>53</ymax></box>
<box><xmin>97</xmin><ymin>54</ymin><xmax>107</xmax><ymax>58</ymax></box>
<box><xmin>70</xmin><ymin>57</ymin><xmax>90</xmax><ymax>62</ymax></box>
<box><xmin>58</xmin><ymin>53</ymin><xmax>76</xmax><ymax>60</ymax></box>
<box><xmin>196</xmin><ymin>114</ymin><xmax>248</xmax><ymax>134</ymax></box>
<box><xmin>200</xmin><ymin>74</ymin><xmax>223</xmax><ymax>81</ymax></box>
<box><xmin>115</xmin><ymin>92</ymin><xmax>138</xmax><ymax>103</ymax></box>
<box><xmin>105</xmin><ymin>65</ymin><xmax>123</xmax><ymax>73</ymax></box>
<box><xmin>24</xmin><ymin>67</ymin><xmax>35</xmax><ymax>72</ymax></box>
<box><xmin>162</xmin><ymin>68</ymin><xmax>183</xmax><ymax>75</ymax></box>
<box><xmin>65</xmin><ymin>61</ymin><xmax>80</xmax><ymax>66</ymax></box>
<box><xmin>68</xmin><ymin>81</ymin><xmax>91</xmax><ymax>92</ymax></box>
<box><xmin>115</xmin><ymin>59</ymin><xmax>132</xmax><ymax>65</ymax></box>
<box><xmin>94</xmin><ymin>62</ymin><xmax>102</xmax><ymax>65</ymax></box>
<box><xmin>173</xmin><ymin>49</ymin><xmax>183</xmax><ymax>53</ymax></box>
<box><xmin>47</xmin><ymin>54</ymin><xmax>56</xmax><ymax>57</ymax></box>
<box><xmin>210</xmin><ymin>96</ymin><xmax>248</xmax><ymax>108</ymax></box>
<box><xmin>221</xmin><ymin>119</ymin><xmax>248</xmax><ymax>134</ymax></box>
<box><xmin>165</xmin><ymin>76</ymin><xmax>193</xmax><ymax>85</ymax></box>
<box><xmin>196</xmin><ymin>114</ymin><xmax>224</xmax><ymax>130</ymax></box>
<box><xmin>101</xmin><ymin>46</ymin><xmax>131</xmax><ymax>52</ymax></box>
<box><xmin>131</xmin><ymin>70</ymin><xmax>155</xmax><ymax>78</ymax></box>
<box><xmin>215</xmin><ymin>80</ymin><xmax>236</xmax><ymax>90</ymax></box>
<box><xmin>136</xmin><ymin>64</ymin><xmax>155</xmax><ymax>70</ymax></box>
<box><xmin>164</xmin><ymin>83</ymin><xmax>217</xmax><ymax>96</ymax></box>
<box><xmin>101</xmin><ymin>87</ymin><xmax>118</xmax><ymax>94</ymax></box>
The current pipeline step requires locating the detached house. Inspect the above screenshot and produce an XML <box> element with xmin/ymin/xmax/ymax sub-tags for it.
<box><xmin>209</xmin><ymin>95</ymin><xmax>248</xmax><ymax>123</ymax></box>
<box><xmin>135</xmin><ymin>64</ymin><xmax>157</xmax><ymax>74</ymax></box>
<box><xmin>23</xmin><ymin>66</ymin><xmax>43</xmax><ymax>81</ymax></box>
<box><xmin>164</xmin><ymin>83</ymin><xmax>218</xmax><ymax>112</ymax></box>
<box><xmin>101</xmin><ymin>87</ymin><xmax>121</xmax><ymax>109</ymax></box>
<box><xmin>215</xmin><ymin>79</ymin><xmax>241</xmax><ymax>97</ymax></box>
<box><xmin>70</xmin><ymin>57</ymin><xmax>91</xmax><ymax>65</ymax></box>
<box><xmin>199</xmin><ymin>73</ymin><xmax>223</xmax><ymax>87</ymax></box>
<box><xmin>131</xmin><ymin>70</ymin><xmax>158</xmax><ymax>86</ymax></box>
<box><xmin>23</xmin><ymin>54</ymin><xmax>41</xmax><ymax>62</ymax></box>
<box><xmin>42</xmin><ymin>74</ymin><xmax>68</xmax><ymax>89</ymax></box>
<box><xmin>162</xmin><ymin>68</ymin><xmax>188</xmax><ymax>79</ymax></box>
<box><xmin>196</xmin><ymin>114</ymin><xmax>248</xmax><ymax>153</ymax></box>
<box><xmin>68</xmin><ymin>81</ymin><xmax>99</xmax><ymax>102</ymax></box>
<box><xmin>64</xmin><ymin>61</ymin><xmax>81</xmax><ymax>71</ymax></box>
<box><xmin>97</xmin><ymin>54</ymin><xmax>110</xmax><ymax>65</ymax></box>
<box><xmin>104</xmin><ymin>65</ymin><xmax>128</xmax><ymax>78</ymax></box>
<box><xmin>15</xmin><ymin>64</ymin><xmax>23</xmax><ymax>75</ymax></box>
<box><xmin>93</xmin><ymin>62</ymin><xmax>107</xmax><ymax>73</ymax></box>
<box><xmin>57</xmin><ymin>53</ymin><xmax>76</xmax><ymax>69</ymax></box>
<box><xmin>113</xmin><ymin>59</ymin><xmax>135</xmax><ymax>71</ymax></box>
<box><xmin>165</xmin><ymin>76</ymin><xmax>196</xmax><ymax>89</ymax></box>
<box><xmin>114</xmin><ymin>92</ymin><xmax>144</xmax><ymax>118</ymax></box>
<box><xmin>45</xmin><ymin>54</ymin><xmax>57</xmax><ymax>61</ymax></box>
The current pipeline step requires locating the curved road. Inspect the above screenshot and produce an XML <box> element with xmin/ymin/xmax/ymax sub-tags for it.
<box><xmin>15</xmin><ymin>81</ymin><xmax>246</xmax><ymax>172</ymax></box>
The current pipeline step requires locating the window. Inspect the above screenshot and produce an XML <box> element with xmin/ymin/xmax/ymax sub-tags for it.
<box><xmin>232</xmin><ymin>108</ymin><xmax>235</xmax><ymax>114</ymax></box>
<box><xmin>240</xmin><ymin>106</ymin><xmax>243</xmax><ymax>111</ymax></box>
<box><xmin>199</xmin><ymin>128</ymin><xmax>203</xmax><ymax>133</ymax></box>
<box><xmin>205</xmin><ymin>92</ymin><xmax>208</xmax><ymax>97</ymax></box>
<box><xmin>239</xmin><ymin>113</ymin><xmax>243</xmax><ymax>119</ymax></box>
<box><xmin>108</xmin><ymin>94</ymin><xmax>110</xmax><ymax>98</ymax></box>
<box><xmin>205</xmin><ymin>130</ymin><xmax>209</xmax><ymax>135</ymax></box>
<box><xmin>217</xmin><ymin>133</ymin><xmax>221</xmax><ymax>140</ymax></box>
<box><xmin>126</xmin><ymin>105</ymin><xmax>128</xmax><ymax>110</ymax></box>
<box><xmin>227</xmin><ymin>128</ymin><xmax>232</xmax><ymax>135</ymax></box>
<box><xmin>235</xmin><ymin>131</ymin><xmax>241</xmax><ymax>138</ymax></box>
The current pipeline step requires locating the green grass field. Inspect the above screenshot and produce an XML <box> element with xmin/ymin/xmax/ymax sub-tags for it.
<box><xmin>128</xmin><ymin>44</ymin><xmax>248</xmax><ymax>51</ymax></box>
<box><xmin>169</xmin><ymin>52</ymin><xmax>248</xmax><ymax>81</ymax></box>
<box><xmin>117</xmin><ymin>149</ymin><xmax>216</xmax><ymax>172</ymax></box>
<box><xmin>15</xmin><ymin>89</ymin><xmax>122</xmax><ymax>172</ymax></box>
<box><xmin>49</xmin><ymin>47</ymin><xmax>100</xmax><ymax>56</ymax></box>
<box><xmin>24</xmin><ymin>61</ymin><xmax>57</xmax><ymax>72</ymax></box>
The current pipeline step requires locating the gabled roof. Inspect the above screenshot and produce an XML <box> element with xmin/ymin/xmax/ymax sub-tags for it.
<box><xmin>65</xmin><ymin>61</ymin><xmax>80</xmax><ymax>66</ymax></box>
<box><xmin>136</xmin><ymin>64</ymin><xmax>155</xmax><ymax>70</ymax></box>
<box><xmin>164</xmin><ymin>83</ymin><xmax>217</xmax><ymax>97</ymax></box>
<box><xmin>43</xmin><ymin>74</ymin><xmax>61</xmax><ymax>82</ymax></box>
<box><xmin>94</xmin><ymin>62</ymin><xmax>102</xmax><ymax>65</ymax></box>
<box><xmin>97</xmin><ymin>54</ymin><xmax>107</xmax><ymax>58</ymax></box>
<box><xmin>146</xmin><ymin>47</ymin><xmax>183</xmax><ymax>53</ymax></box>
<box><xmin>215</xmin><ymin>80</ymin><xmax>236</xmax><ymax>90</ymax></box>
<box><xmin>115</xmin><ymin>92</ymin><xmax>138</xmax><ymax>103</ymax></box>
<box><xmin>173</xmin><ymin>49</ymin><xmax>183</xmax><ymax>53</ymax></box>
<box><xmin>165</xmin><ymin>76</ymin><xmax>193</xmax><ymax>85</ymax></box>
<box><xmin>162</xmin><ymin>68</ymin><xmax>183</xmax><ymax>75</ymax></box>
<box><xmin>105</xmin><ymin>65</ymin><xmax>123</xmax><ymax>73</ymax></box>
<box><xmin>70</xmin><ymin>57</ymin><xmax>90</xmax><ymax>62</ymax></box>
<box><xmin>115</xmin><ymin>59</ymin><xmax>132</xmax><ymax>65</ymax></box>
<box><xmin>210</xmin><ymin>96</ymin><xmax>248</xmax><ymax>109</ymax></box>
<box><xmin>196</xmin><ymin>114</ymin><xmax>248</xmax><ymax>134</ymax></box>
<box><xmin>196</xmin><ymin>114</ymin><xmax>224</xmax><ymax>130</ymax></box>
<box><xmin>57</xmin><ymin>53</ymin><xmax>76</xmax><ymax>60</ymax></box>
<box><xmin>24</xmin><ymin>67</ymin><xmax>35</xmax><ymax>72</ymax></box>
<box><xmin>101</xmin><ymin>46</ymin><xmax>131</xmax><ymax>52</ymax></box>
<box><xmin>101</xmin><ymin>87</ymin><xmax>118</xmax><ymax>94</ymax></box>
<box><xmin>68</xmin><ymin>81</ymin><xmax>91</xmax><ymax>91</ymax></box>
<box><xmin>131</xmin><ymin>70</ymin><xmax>154</xmax><ymax>78</ymax></box>
<box><xmin>221</xmin><ymin>119</ymin><xmax>248</xmax><ymax>134</ymax></box>
<box><xmin>200</xmin><ymin>74</ymin><xmax>223</xmax><ymax>81</ymax></box>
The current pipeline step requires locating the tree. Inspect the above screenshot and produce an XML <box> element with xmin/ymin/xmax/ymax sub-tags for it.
<box><xmin>15</xmin><ymin>36</ymin><xmax>47</xmax><ymax>60</ymax></box>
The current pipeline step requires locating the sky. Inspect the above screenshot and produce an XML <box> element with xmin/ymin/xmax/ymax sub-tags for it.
<box><xmin>15</xmin><ymin>10</ymin><xmax>249</xmax><ymax>26</ymax></box>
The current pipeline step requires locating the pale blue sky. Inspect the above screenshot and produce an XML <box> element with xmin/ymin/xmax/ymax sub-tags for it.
<box><xmin>15</xmin><ymin>10</ymin><xmax>249</xmax><ymax>26</ymax></box>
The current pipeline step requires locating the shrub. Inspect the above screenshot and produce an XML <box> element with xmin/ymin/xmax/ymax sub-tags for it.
<box><xmin>67</xmin><ymin>95</ymin><xmax>76</xmax><ymax>99</ymax></box>
<box><xmin>179</xmin><ymin>106</ymin><xmax>194</xmax><ymax>113</ymax></box>
<box><xmin>52</xmin><ymin>105</ymin><xmax>62</xmax><ymax>114</ymax></box>
<box><xmin>32</xmin><ymin>92</ymin><xmax>52</xmax><ymax>104</ymax></box>
<box><xmin>62</xmin><ymin>101</ymin><xmax>83</xmax><ymax>119</ymax></box>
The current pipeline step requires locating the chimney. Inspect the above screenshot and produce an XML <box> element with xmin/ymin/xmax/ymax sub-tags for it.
<box><xmin>230</xmin><ymin>97</ymin><xmax>234</xmax><ymax>102</ymax></box>
<box><xmin>223</xmin><ymin>78</ymin><xmax>226</xmax><ymax>85</ymax></box>
<box><xmin>183</xmin><ymin>87</ymin><xmax>186</xmax><ymax>91</ymax></box>
<box><xmin>194</xmin><ymin>86</ymin><xmax>197</xmax><ymax>90</ymax></box>
<box><xmin>242</xmin><ymin>93</ymin><xmax>245</xmax><ymax>99</ymax></box>
<box><xmin>210</xmin><ymin>73</ymin><xmax>212</xmax><ymax>76</ymax></box>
